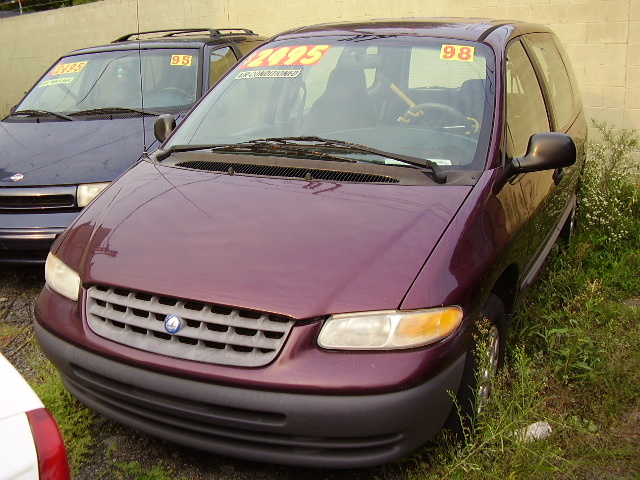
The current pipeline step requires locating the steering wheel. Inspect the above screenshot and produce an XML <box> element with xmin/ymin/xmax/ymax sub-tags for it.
<box><xmin>398</xmin><ymin>103</ymin><xmax>473</xmax><ymax>129</ymax></box>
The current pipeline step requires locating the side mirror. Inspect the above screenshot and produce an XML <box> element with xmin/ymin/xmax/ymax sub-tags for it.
<box><xmin>510</xmin><ymin>132</ymin><xmax>576</xmax><ymax>174</ymax></box>
<box><xmin>153</xmin><ymin>114</ymin><xmax>176</xmax><ymax>143</ymax></box>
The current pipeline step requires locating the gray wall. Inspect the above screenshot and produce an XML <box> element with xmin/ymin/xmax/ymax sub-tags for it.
<box><xmin>1</xmin><ymin>0</ymin><xmax>638</xmax><ymax>130</ymax></box>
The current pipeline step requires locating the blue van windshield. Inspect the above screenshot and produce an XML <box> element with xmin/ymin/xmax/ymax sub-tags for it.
<box><xmin>18</xmin><ymin>49</ymin><xmax>199</xmax><ymax>113</ymax></box>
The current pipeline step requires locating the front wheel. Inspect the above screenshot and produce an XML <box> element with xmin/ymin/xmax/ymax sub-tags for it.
<box><xmin>447</xmin><ymin>294</ymin><xmax>506</xmax><ymax>435</ymax></box>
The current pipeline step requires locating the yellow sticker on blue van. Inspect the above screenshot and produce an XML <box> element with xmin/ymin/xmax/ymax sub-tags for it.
<box><xmin>170</xmin><ymin>55</ymin><xmax>193</xmax><ymax>66</ymax></box>
<box><xmin>49</xmin><ymin>61</ymin><xmax>88</xmax><ymax>75</ymax></box>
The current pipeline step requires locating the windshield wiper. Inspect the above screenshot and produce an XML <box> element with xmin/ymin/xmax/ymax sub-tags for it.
<box><xmin>155</xmin><ymin>136</ymin><xmax>446</xmax><ymax>183</ymax></box>
<box><xmin>11</xmin><ymin>109</ymin><xmax>74</xmax><ymax>121</ymax></box>
<box><xmin>263</xmin><ymin>136</ymin><xmax>447</xmax><ymax>183</ymax></box>
<box><xmin>155</xmin><ymin>140</ymin><xmax>357</xmax><ymax>163</ymax></box>
<box><xmin>70</xmin><ymin>107</ymin><xmax>160</xmax><ymax>117</ymax></box>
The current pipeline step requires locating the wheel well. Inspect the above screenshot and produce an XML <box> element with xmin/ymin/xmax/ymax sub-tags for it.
<box><xmin>490</xmin><ymin>264</ymin><xmax>519</xmax><ymax>314</ymax></box>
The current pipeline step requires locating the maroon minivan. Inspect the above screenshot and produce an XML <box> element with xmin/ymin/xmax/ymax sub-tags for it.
<box><xmin>35</xmin><ymin>18</ymin><xmax>586</xmax><ymax>468</ymax></box>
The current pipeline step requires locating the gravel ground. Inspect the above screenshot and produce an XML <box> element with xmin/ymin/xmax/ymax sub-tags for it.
<box><xmin>0</xmin><ymin>264</ymin><xmax>408</xmax><ymax>480</ymax></box>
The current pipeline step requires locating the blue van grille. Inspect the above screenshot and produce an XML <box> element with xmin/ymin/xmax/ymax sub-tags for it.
<box><xmin>0</xmin><ymin>194</ymin><xmax>74</xmax><ymax>210</ymax></box>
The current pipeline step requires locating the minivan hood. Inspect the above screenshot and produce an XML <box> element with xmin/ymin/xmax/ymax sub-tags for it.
<box><xmin>0</xmin><ymin>117</ymin><xmax>158</xmax><ymax>186</ymax></box>
<box><xmin>62</xmin><ymin>160</ymin><xmax>472</xmax><ymax>319</ymax></box>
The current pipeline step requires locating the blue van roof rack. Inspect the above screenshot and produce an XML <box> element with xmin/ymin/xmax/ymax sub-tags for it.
<box><xmin>113</xmin><ymin>28</ymin><xmax>256</xmax><ymax>43</ymax></box>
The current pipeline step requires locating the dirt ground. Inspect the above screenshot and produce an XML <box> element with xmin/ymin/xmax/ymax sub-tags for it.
<box><xmin>1</xmin><ymin>264</ymin><xmax>406</xmax><ymax>480</ymax></box>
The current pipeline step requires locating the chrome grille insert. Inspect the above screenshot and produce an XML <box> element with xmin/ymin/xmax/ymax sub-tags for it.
<box><xmin>86</xmin><ymin>285</ymin><xmax>295</xmax><ymax>367</ymax></box>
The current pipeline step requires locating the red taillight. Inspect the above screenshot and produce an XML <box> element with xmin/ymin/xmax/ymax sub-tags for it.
<box><xmin>26</xmin><ymin>408</ymin><xmax>71</xmax><ymax>480</ymax></box>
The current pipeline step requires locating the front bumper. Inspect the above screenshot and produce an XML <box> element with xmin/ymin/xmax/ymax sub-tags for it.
<box><xmin>35</xmin><ymin>320</ymin><xmax>466</xmax><ymax>468</ymax></box>
<box><xmin>0</xmin><ymin>211</ymin><xmax>78</xmax><ymax>264</ymax></box>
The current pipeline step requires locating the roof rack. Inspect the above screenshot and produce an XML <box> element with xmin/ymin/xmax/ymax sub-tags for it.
<box><xmin>112</xmin><ymin>28</ymin><xmax>256</xmax><ymax>43</ymax></box>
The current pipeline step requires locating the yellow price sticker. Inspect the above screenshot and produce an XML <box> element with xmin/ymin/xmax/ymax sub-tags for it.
<box><xmin>49</xmin><ymin>61</ymin><xmax>88</xmax><ymax>76</ymax></box>
<box><xmin>440</xmin><ymin>45</ymin><xmax>475</xmax><ymax>62</ymax></box>
<box><xmin>241</xmin><ymin>45</ymin><xmax>331</xmax><ymax>68</ymax></box>
<box><xmin>170</xmin><ymin>55</ymin><xmax>193</xmax><ymax>67</ymax></box>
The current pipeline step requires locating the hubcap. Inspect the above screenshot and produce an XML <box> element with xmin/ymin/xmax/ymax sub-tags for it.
<box><xmin>477</xmin><ymin>324</ymin><xmax>500</xmax><ymax>411</ymax></box>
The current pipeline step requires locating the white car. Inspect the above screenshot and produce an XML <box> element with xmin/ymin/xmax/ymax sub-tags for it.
<box><xmin>0</xmin><ymin>353</ymin><xmax>70</xmax><ymax>480</ymax></box>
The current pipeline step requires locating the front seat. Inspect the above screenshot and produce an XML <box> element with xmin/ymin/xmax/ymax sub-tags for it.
<box><xmin>455</xmin><ymin>78</ymin><xmax>487</xmax><ymax>124</ymax></box>
<box><xmin>301</xmin><ymin>66</ymin><xmax>376</xmax><ymax>134</ymax></box>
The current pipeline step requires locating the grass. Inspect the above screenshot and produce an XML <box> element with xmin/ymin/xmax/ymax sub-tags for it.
<box><xmin>30</xmin><ymin>359</ymin><xmax>96</xmax><ymax>471</ymax></box>
<box><xmin>402</xmin><ymin>121</ymin><xmax>640</xmax><ymax>479</ymax></box>
<box><xmin>108</xmin><ymin>462</ymin><xmax>184</xmax><ymax>480</ymax></box>
<box><xmin>26</xmin><ymin>122</ymin><xmax>639</xmax><ymax>479</ymax></box>
<box><xmin>0</xmin><ymin>323</ymin><xmax>24</xmax><ymax>344</ymax></box>
<box><xmin>106</xmin><ymin>458</ymin><xmax>188</xmax><ymax>480</ymax></box>
<box><xmin>28</xmin><ymin>353</ymin><xmax>186</xmax><ymax>478</ymax></box>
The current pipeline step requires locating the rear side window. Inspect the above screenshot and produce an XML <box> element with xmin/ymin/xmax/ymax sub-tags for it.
<box><xmin>236</xmin><ymin>40</ymin><xmax>266</xmax><ymax>58</ymax></box>
<box><xmin>505</xmin><ymin>40</ymin><xmax>550</xmax><ymax>157</ymax></box>
<box><xmin>209</xmin><ymin>47</ymin><xmax>237</xmax><ymax>87</ymax></box>
<box><xmin>524</xmin><ymin>33</ymin><xmax>576</xmax><ymax>130</ymax></box>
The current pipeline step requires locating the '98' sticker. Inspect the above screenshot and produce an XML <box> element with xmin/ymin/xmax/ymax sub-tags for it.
<box><xmin>440</xmin><ymin>45</ymin><xmax>475</xmax><ymax>62</ymax></box>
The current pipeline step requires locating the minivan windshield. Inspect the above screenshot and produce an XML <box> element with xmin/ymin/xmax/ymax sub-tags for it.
<box><xmin>17</xmin><ymin>49</ymin><xmax>200</xmax><ymax>114</ymax></box>
<box><xmin>167</xmin><ymin>37</ymin><xmax>494</xmax><ymax>170</ymax></box>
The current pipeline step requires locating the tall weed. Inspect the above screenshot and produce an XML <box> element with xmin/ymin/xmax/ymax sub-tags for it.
<box><xmin>578</xmin><ymin>120</ymin><xmax>639</xmax><ymax>246</ymax></box>
<box><xmin>432</xmin><ymin>349</ymin><xmax>563</xmax><ymax>480</ymax></box>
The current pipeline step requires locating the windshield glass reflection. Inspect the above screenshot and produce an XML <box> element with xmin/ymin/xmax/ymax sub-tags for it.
<box><xmin>168</xmin><ymin>38</ymin><xmax>494</xmax><ymax>170</ymax></box>
<box><xmin>18</xmin><ymin>49</ymin><xmax>199</xmax><ymax>113</ymax></box>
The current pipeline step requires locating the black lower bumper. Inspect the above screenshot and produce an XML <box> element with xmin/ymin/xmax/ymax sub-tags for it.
<box><xmin>35</xmin><ymin>321</ymin><xmax>465</xmax><ymax>468</ymax></box>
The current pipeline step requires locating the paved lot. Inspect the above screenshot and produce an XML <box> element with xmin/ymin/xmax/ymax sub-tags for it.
<box><xmin>0</xmin><ymin>264</ymin><xmax>406</xmax><ymax>480</ymax></box>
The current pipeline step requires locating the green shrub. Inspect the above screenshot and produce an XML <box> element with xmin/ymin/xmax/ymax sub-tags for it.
<box><xmin>578</xmin><ymin>120</ymin><xmax>639</xmax><ymax>246</ymax></box>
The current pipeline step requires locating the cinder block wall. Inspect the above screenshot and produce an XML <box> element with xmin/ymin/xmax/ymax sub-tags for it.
<box><xmin>0</xmin><ymin>0</ymin><xmax>638</xmax><ymax>132</ymax></box>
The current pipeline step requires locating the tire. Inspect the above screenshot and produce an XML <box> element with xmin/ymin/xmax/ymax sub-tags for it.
<box><xmin>446</xmin><ymin>294</ymin><xmax>506</xmax><ymax>437</ymax></box>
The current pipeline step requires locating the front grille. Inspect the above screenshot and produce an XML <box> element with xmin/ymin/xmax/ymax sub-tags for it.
<box><xmin>175</xmin><ymin>161</ymin><xmax>400</xmax><ymax>183</ymax></box>
<box><xmin>86</xmin><ymin>285</ymin><xmax>295</xmax><ymax>367</ymax></box>
<box><xmin>0</xmin><ymin>194</ymin><xmax>74</xmax><ymax>210</ymax></box>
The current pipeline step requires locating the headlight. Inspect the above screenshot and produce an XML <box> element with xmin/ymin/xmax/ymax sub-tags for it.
<box><xmin>318</xmin><ymin>307</ymin><xmax>463</xmax><ymax>350</ymax></box>
<box><xmin>77</xmin><ymin>182</ymin><xmax>109</xmax><ymax>207</ymax></box>
<box><xmin>45</xmin><ymin>253</ymin><xmax>81</xmax><ymax>301</ymax></box>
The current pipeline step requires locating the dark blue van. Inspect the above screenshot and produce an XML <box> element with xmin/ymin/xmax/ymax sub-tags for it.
<box><xmin>0</xmin><ymin>28</ymin><xmax>264</xmax><ymax>263</ymax></box>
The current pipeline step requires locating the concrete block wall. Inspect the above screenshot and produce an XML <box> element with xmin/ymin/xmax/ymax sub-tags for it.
<box><xmin>0</xmin><ymin>0</ymin><xmax>637</xmax><ymax>133</ymax></box>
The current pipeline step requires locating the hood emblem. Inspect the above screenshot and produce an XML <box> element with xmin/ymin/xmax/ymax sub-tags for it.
<box><xmin>164</xmin><ymin>314</ymin><xmax>184</xmax><ymax>335</ymax></box>
<box><xmin>10</xmin><ymin>173</ymin><xmax>24</xmax><ymax>182</ymax></box>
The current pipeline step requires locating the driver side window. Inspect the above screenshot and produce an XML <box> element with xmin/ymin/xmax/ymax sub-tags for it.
<box><xmin>505</xmin><ymin>40</ymin><xmax>550</xmax><ymax>157</ymax></box>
